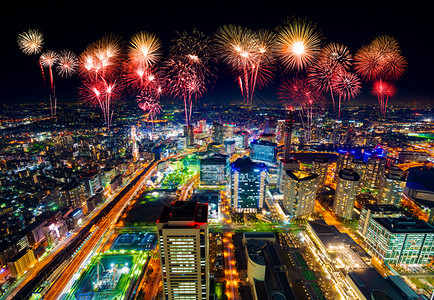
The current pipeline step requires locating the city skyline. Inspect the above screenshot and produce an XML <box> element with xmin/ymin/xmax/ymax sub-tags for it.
<box><xmin>2</xmin><ymin>0</ymin><xmax>434</xmax><ymax>106</ymax></box>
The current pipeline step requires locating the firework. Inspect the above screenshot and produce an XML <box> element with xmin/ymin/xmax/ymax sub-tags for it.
<box><xmin>40</xmin><ymin>50</ymin><xmax>59</xmax><ymax>116</ymax></box>
<box><xmin>126</xmin><ymin>31</ymin><xmax>162</xmax><ymax>90</ymax></box>
<box><xmin>18</xmin><ymin>29</ymin><xmax>44</xmax><ymax>55</ymax></box>
<box><xmin>275</xmin><ymin>17</ymin><xmax>322</xmax><ymax>72</ymax></box>
<box><xmin>215</xmin><ymin>25</ymin><xmax>275</xmax><ymax>106</ymax></box>
<box><xmin>56</xmin><ymin>50</ymin><xmax>78</xmax><ymax>78</ymax></box>
<box><xmin>354</xmin><ymin>35</ymin><xmax>406</xmax><ymax>81</ymax></box>
<box><xmin>79</xmin><ymin>35</ymin><xmax>124</xmax><ymax>128</ymax></box>
<box><xmin>278</xmin><ymin>77</ymin><xmax>324</xmax><ymax>142</ymax></box>
<box><xmin>165</xmin><ymin>29</ymin><xmax>215</xmax><ymax>125</ymax></box>
<box><xmin>371</xmin><ymin>80</ymin><xmax>396</xmax><ymax>115</ymax></box>
<box><xmin>332</xmin><ymin>71</ymin><xmax>361</xmax><ymax>118</ymax></box>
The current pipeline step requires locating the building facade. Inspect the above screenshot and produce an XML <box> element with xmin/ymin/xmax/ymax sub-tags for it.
<box><xmin>365</xmin><ymin>217</ymin><xmax>434</xmax><ymax>265</ymax></box>
<box><xmin>283</xmin><ymin>170</ymin><xmax>318</xmax><ymax>219</ymax></box>
<box><xmin>199</xmin><ymin>154</ymin><xmax>230</xmax><ymax>187</ymax></box>
<box><xmin>157</xmin><ymin>202</ymin><xmax>209</xmax><ymax>300</ymax></box>
<box><xmin>357</xmin><ymin>204</ymin><xmax>404</xmax><ymax>237</ymax></box>
<box><xmin>333</xmin><ymin>168</ymin><xmax>360</xmax><ymax>219</ymax></box>
<box><xmin>230</xmin><ymin>157</ymin><xmax>267</xmax><ymax>212</ymax></box>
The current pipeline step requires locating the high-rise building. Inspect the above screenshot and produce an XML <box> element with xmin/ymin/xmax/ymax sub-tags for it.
<box><xmin>377</xmin><ymin>166</ymin><xmax>406</xmax><ymax>205</ymax></box>
<box><xmin>363</xmin><ymin>156</ymin><xmax>386</xmax><ymax>190</ymax></box>
<box><xmin>350</xmin><ymin>158</ymin><xmax>367</xmax><ymax>194</ymax></box>
<box><xmin>224</xmin><ymin>139</ymin><xmax>235</xmax><ymax>156</ymax></box>
<box><xmin>131</xmin><ymin>125</ymin><xmax>139</xmax><ymax>161</ymax></box>
<box><xmin>357</xmin><ymin>204</ymin><xmax>404</xmax><ymax>237</ymax></box>
<box><xmin>333</xmin><ymin>168</ymin><xmax>360</xmax><ymax>219</ymax></box>
<box><xmin>311</xmin><ymin>155</ymin><xmax>329</xmax><ymax>190</ymax></box>
<box><xmin>223</xmin><ymin>124</ymin><xmax>234</xmax><ymax>140</ymax></box>
<box><xmin>283</xmin><ymin>170</ymin><xmax>318</xmax><ymax>219</ymax></box>
<box><xmin>265</xmin><ymin>117</ymin><xmax>277</xmax><ymax>134</ymax></box>
<box><xmin>365</xmin><ymin>217</ymin><xmax>434</xmax><ymax>265</ymax></box>
<box><xmin>184</xmin><ymin>125</ymin><xmax>195</xmax><ymax>147</ymax></box>
<box><xmin>230</xmin><ymin>157</ymin><xmax>267</xmax><ymax>212</ymax></box>
<box><xmin>199</xmin><ymin>154</ymin><xmax>230</xmax><ymax>187</ymax></box>
<box><xmin>334</xmin><ymin>152</ymin><xmax>354</xmax><ymax>183</ymax></box>
<box><xmin>233</xmin><ymin>131</ymin><xmax>249</xmax><ymax>149</ymax></box>
<box><xmin>157</xmin><ymin>201</ymin><xmax>209</xmax><ymax>300</ymax></box>
<box><xmin>212</xmin><ymin>122</ymin><xmax>224</xmax><ymax>144</ymax></box>
<box><xmin>250</xmin><ymin>139</ymin><xmax>277</xmax><ymax>165</ymax></box>
<box><xmin>277</xmin><ymin>158</ymin><xmax>300</xmax><ymax>193</ymax></box>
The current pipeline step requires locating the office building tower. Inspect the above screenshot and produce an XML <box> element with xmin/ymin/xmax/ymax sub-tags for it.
<box><xmin>333</xmin><ymin>168</ymin><xmax>360</xmax><ymax>219</ymax></box>
<box><xmin>357</xmin><ymin>204</ymin><xmax>403</xmax><ymax>237</ymax></box>
<box><xmin>223</xmin><ymin>124</ymin><xmax>234</xmax><ymax>140</ymax></box>
<box><xmin>199</xmin><ymin>154</ymin><xmax>230</xmax><ymax>187</ymax></box>
<box><xmin>365</xmin><ymin>217</ymin><xmax>434</xmax><ymax>265</ymax></box>
<box><xmin>350</xmin><ymin>158</ymin><xmax>367</xmax><ymax>194</ymax></box>
<box><xmin>265</xmin><ymin>117</ymin><xmax>277</xmax><ymax>134</ymax></box>
<box><xmin>311</xmin><ymin>155</ymin><xmax>329</xmax><ymax>190</ymax></box>
<box><xmin>230</xmin><ymin>157</ymin><xmax>267</xmax><ymax>212</ymax></box>
<box><xmin>212</xmin><ymin>123</ymin><xmax>224</xmax><ymax>144</ymax></box>
<box><xmin>157</xmin><ymin>201</ymin><xmax>209</xmax><ymax>300</ymax></box>
<box><xmin>184</xmin><ymin>125</ymin><xmax>195</xmax><ymax>148</ymax></box>
<box><xmin>378</xmin><ymin>166</ymin><xmax>406</xmax><ymax>205</ymax></box>
<box><xmin>224</xmin><ymin>139</ymin><xmax>235</xmax><ymax>156</ymax></box>
<box><xmin>250</xmin><ymin>139</ymin><xmax>277</xmax><ymax>165</ymax></box>
<box><xmin>131</xmin><ymin>125</ymin><xmax>139</xmax><ymax>161</ymax></box>
<box><xmin>277</xmin><ymin>158</ymin><xmax>300</xmax><ymax>193</ymax></box>
<box><xmin>363</xmin><ymin>156</ymin><xmax>386</xmax><ymax>190</ymax></box>
<box><xmin>283</xmin><ymin>170</ymin><xmax>318</xmax><ymax>219</ymax></box>
<box><xmin>334</xmin><ymin>152</ymin><xmax>354</xmax><ymax>182</ymax></box>
<box><xmin>233</xmin><ymin>131</ymin><xmax>249</xmax><ymax>149</ymax></box>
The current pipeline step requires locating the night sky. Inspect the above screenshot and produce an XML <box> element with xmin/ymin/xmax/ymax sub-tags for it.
<box><xmin>1</xmin><ymin>0</ymin><xmax>433</xmax><ymax>107</ymax></box>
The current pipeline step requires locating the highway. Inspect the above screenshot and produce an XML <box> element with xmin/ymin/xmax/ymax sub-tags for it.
<box><xmin>221</xmin><ymin>191</ymin><xmax>240</xmax><ymax>300</ymax></box>
<box><xmin>42</xmin><ymin>149</ymin><xmax>196</xmax><ymax>299</ymax></box>
<box><xmin>1</xmin><ymin>166</ymin><xmax>150</xmax><ymax>300</ymax></box>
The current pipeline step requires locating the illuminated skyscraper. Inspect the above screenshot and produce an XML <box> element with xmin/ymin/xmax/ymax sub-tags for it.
<box><xmin>311</xmin><ymin>155</ymin><xmax>329</xmax><ymax>190</ymax></box>
<box><xmin>131</xmin><ymin>126</ymin><xmax>139</xmax><ymax>161</ymax></box>
<box><xmin>334</xmin><ymin>152</ymin><xmax>353</xmax><ymax>183</ymax></box>
<box><xmin>250</xmin><ymin>139</ymin><xmax>277</xmax><ymax>165</ymax></box>
<box><xmin>278</xmin><ymin>109</ymin><xmax>299</xmax><ymax>192</ymax></box>
<box><xmin>377</xmin><ymin>166</ymin><xmax>406</xmax><ymax>205</ymax></box>
<box><xmin>283</xmin><ymin>170</ymin><xmax>318</xmax><ymax>219</ymax></box>
<box><xmin>157</xmin><ymin>201</ymin><xmax>209</xmax><ymax>300</ymax></box>
<box><xmin>230</xmin><ymin>157</ymin><xmax>267</xmax><ymax>212</ymax></box>
<box><xmin>184</xmin><ymin>125</ymin><xmax>195</xmax><ymax>148</ymax></box>
<box><xmin>333</xmin><ymin>168</ymin><xmax>360</xmax><ymax>219</ymax></box>
<box><xmin>363</xmin><ymin>156</ymin><xmax>386</xmax><ymax>190</ymax></box>
<box><xmin>351</xmin><ymin>158</ymin><xmax>367</xmax><ymax>194</ymax></box>
<box><xmin>212</xmin><ymin>122</ymin><xmax>224</xmax><ymax>144</ymax></box>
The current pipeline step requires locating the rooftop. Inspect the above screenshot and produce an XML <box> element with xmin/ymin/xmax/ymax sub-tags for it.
<box><xmin>373</xmin><ymin>217</ymin><xmax>434</xmax><ymax>234</ymax></box>
<box><xmin>285</xmin><ymin>170</ymin><xmax>318</xmax><ymax>182</ymax></box>
<box><xmin>363</xmin><ymin>204</ymin><xmax>402</xmax><ymax>213</ymax></box>
<box><xmin>347</xmin><ymin>268</ymin><xmax>405</xmax><ymax>300</ymax></box>
<box><xmin>158</xmin><ymin>201</ymin><xmax>208</xmax><ymax>224</ymax></box>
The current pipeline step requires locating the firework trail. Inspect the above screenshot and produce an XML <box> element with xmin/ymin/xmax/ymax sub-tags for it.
<box><xmin>215</xmin><ymin>25</ymin><xmax>274</xmax><ymax>107</ymax></box>
<box><xmin>371</xmin><ymin>80</ymin><xmax>396</xmax><ymax>115</ymax></box>
<box><xmin>40</xmin><ymin>50</ymin><xmax>59</xmax><ymax>116</ymax></box>
<box><xmin>332</xmin><ymin>71</ymin><xmax>361</xmax><ymax>118</ymax></box>
<box><xmin>308</xmin><ymin>43</ymin><xmax>352</xmax><ymax>110</ymax></box>
<box><xmin>79</xmin><ymin>35</ymin><xmax>124</xmax><ymax>128</ymax></box>
<box><xmin>354</xmin><ymin>35</ymin><xmax>406</xmax><ymax>115</ymax></box>
<box><xmin>165</xmin><ymin>29</ymin><xmax>215</xmax><ymax>125</ymax></box>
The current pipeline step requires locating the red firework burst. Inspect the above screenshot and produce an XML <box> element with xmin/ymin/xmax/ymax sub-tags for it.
<box><xmin>332</xmin><ymin>71</ymin><xmax>361</xmax><ymax>118</ymax></box>
<box><xmin>371</xmin><ymin>80</ymin><xmax>397</xmax><ymax>116</ymax></box>
<box><xmin>354</xmin><ymin>35</ymin><xmax>406</xmax><ymax>82</ymax></box>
